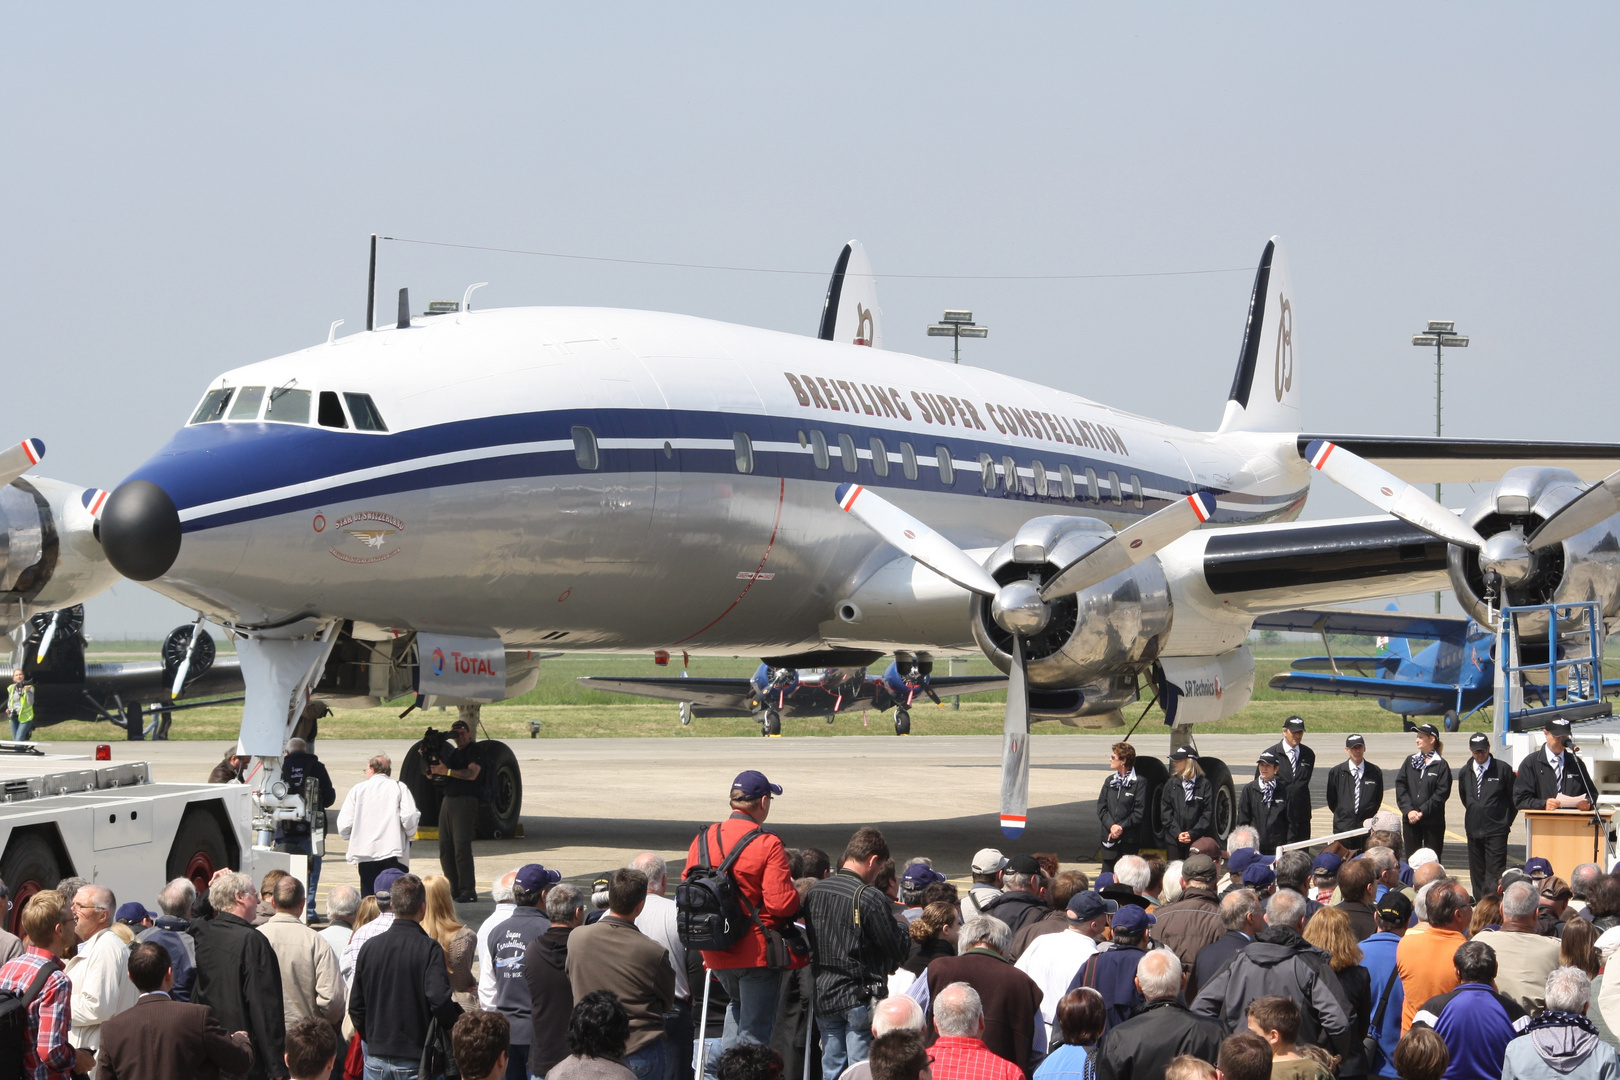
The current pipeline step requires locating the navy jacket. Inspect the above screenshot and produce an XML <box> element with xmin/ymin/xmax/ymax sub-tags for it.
<box><xmin>279</xmin><ymin>751</ymin><xmax>335</xmax><ymax>836</ymax></box>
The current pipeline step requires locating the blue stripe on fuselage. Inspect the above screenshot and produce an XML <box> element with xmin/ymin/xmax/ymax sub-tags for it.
<box><xmin>123</xmin><ymin>409</ymin><xmax>1306</xmax><ymax>532</ymax></box>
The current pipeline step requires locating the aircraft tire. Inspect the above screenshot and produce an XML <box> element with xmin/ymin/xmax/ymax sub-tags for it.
<box><xmin>894</xmin><ymin>710</ymin><xmax>911</xmax><ymax>736</ymax></box>
<box><xmin>1</xmin><ymin>831</ymin><xmax>62</xmax><ymax>937</ymax></box>
<box><xmin>473</xmin><ymin>740</ymin><xmax>523</xmax><ymax>839</ymax></box>
<box><xmin>1135</xmin><ymin>755</ymin><xmax>1170</xmax><ymax>844</ymax></box>
<box><xmin>1444</xmin><ymin>709</ymin><xmax>1460</xmax><ymax>733</ymax></box>
<box><xmin>167</xmin><ymin>810</ymin><xmax>231</xmax><ymax>900</ymax></box>
<box><xmin>764</xmin><ymin>710</ymin><xmax>782</xmax><ymax>737</ymax></box>
<box><xmin>401</xmin><ymin>738</ymin><xmax>443</xmax><ymax>829</ymax></box>
<box><xmin>679</xmin><ymin>703</ymin><xmax>693</xmax><ymax>726</ymax></box>
<box><xmin>1201</xmin><ymin>757</ymin><xmax>1237</xmax><ymax>841</ymax></box>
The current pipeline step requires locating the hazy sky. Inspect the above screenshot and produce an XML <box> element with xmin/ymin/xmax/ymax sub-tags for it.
<box><xmin>3</xmin><ymin>5</ymin><xmax>1616</xmax><ymax>638</ymax></box>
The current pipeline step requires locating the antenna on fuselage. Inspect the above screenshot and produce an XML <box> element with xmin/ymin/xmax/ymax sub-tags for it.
<box><xmin>397</xmin><ymin>288</ymin><xmax>410</xmax><ymax>330</ymax></box>
<box><xmin>366</xmin><ymin>234</ymin><xmax>378</xmax><ymax>332</ymax></box>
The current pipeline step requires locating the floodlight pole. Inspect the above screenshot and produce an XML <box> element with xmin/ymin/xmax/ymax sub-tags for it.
<box><xmin>926</xmin><ymin>310</ymin><xmax>988</xmax><ymax>364</ymax></box>
<box><xmin>1412</xmin><ymin>320</ymin><xmax>1469</xmax><ymax>613</ymax></box>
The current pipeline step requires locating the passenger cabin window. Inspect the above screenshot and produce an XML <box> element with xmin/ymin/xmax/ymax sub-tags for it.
<box><xmin>900</xmin><ymin>442</ymin><xmax>918</xmax><ymax>481</ymax></box>
<box><xmin>733</xmin><ymin>432</ymin><xmax>754</xmax><ymax>474</ymax></box>
<box><xmin>345</xmin><ymin>393</ymin><xmax>389</xmax><ymax>432</ymax></box>
<box><xmin>979</xmin><ymin>453</ymin><xmax>996</xmax><ymax>492</ymax></box>
<box><xmin>869</xmin><ymin>436</ymin><xmax>889</xmax><ymax>478</ymax></box>
<box><xmin>228</xmin><ymin>387</ymin><xmax>265</xmax><ymax>420</ymax></box>
<box><xmin>1060</xmin><ymin>464</ymin><xmax>1075</xmax><ymax>499</ymax></box>
<box><xmin>1085</xmin><ymin>467</ymin><xmax>1099</xmax><ymax>501</ymax></box>
<box><xmin>1107</xmin><ymin>470</ymin><xmax>1122</xmax><ymax>505</ymax></box>
<box><xmin>838</xmin><ymin>433</ymin><xmax>858</xmax><ymax>474</ymax></box>
<box><xmin>190</xmin><ymin>388</ymin><xmax>233</xmax><ymax>425</ymax></box>
<box><xmin>265</xmin><ymin>387</ymin><xmax>311</xmax><ymax>425</ymax></box>
<box><xmin>318</xmin><ymin>391</ymin><xmax>349</xmax><ymax>429</ymax></box>
<box><xmin>1002</xmin><ymin>456</ymin><xmax>1017</xmax><ymax>493</ymax></box>
<box><xmin>572</xmin><ymin>426</ymin><xmax>599</xmax><ymax>470</ymax></box>
<box><xmin>811</xmin><ymin>430</ymin><xmax>830</xmax><ymax>470</ymax></box>
<box><xmin>1032</xmin><ymin>461</ymin><xmax>1047</xmax><ymax>496</ymax></box>
<box><xmin>936</xmin><ymin>446</ymin><xmax>955</xmax><ymax>486</ymax></box>
<box><xmin>1130</xmin><ymin>473</ymin><xmax>1144</xmax><ymax>508</ymax></box>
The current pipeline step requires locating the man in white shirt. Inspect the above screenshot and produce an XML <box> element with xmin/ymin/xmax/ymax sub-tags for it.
<box><xmin>66</xmin><ymin>884</ymin><xmax>138</xmax><ymax>1050</ymax></box>
<box><xmin>476</xmin><ymin>869</ymin><xmax>520</xmax><ymax>1009</ymax></box>
<box><xmin>335</xmin><ymin>753</ymin><xmax>420</xmax><ymax>896</ymax></box>
<box><xmin>1014</xmin><ymin>892</ymin><xmax>1115</xmax><ymax>1044</ymax></box>
<box><xmin>631</xmin><ymin>852</ymin><xmax>693</xmax><ymax>1080</ymax></box>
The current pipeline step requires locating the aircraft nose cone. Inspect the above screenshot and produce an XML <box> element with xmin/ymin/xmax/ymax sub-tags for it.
<box><xmin>101</xmin><ymin>480</ymin><xmax>181</xmax><ymax>581</ymax></box>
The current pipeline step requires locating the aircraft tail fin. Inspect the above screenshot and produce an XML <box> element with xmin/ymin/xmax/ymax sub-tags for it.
<box><xmin>1380</xmin><ymin>603</ymin><xmax>1408</xmax><ymax>657</ymax></box>
<box><xmin>818</xmin><ymin>240</ymin><xmax>882</xmax><ymax>348</ymax></box>
<box><xmin>1217</xmin><ymin>237</ymin><xmax>1300</xmax><ymax>434</ymax></box>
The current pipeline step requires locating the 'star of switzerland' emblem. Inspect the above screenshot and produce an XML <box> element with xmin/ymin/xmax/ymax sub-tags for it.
<box><xmin>329</xmin><ymin>511</ymin><xmax>405</xmax><ymax>564</ymax></box>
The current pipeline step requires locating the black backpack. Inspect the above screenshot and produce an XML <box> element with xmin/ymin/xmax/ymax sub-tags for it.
<box><xmin>0</xmin><ymin>959</ymin><xmax>60</xmax><ymax>1080</ymax></box>
<box><xmin>677</xmin><ymin>823</ymin><xmax>764</xmax><ymax>950</ymax></box>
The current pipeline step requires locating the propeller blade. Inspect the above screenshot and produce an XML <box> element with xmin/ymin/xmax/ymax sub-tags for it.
<box><xmin>171</xmin><ymin>619</ymin><xmax>204</xmax><ymax>698</ymax></box>
<box><xmin>835</xmin><ymin>483</ymin><xmax>1000</xmax><ymax>597</ymax></box>
<box><xmin>34</xmin><ymin>610</ymin><xmax>60</xmax><ymax>665</ymax></box>
<box><xmin>1527</xmin><ymin>468</ymin><xmax>1620</xmax><ymax>551</ymax></box>
<box><xmin>1040</xmin><ymin>492</ymin><xmax>1216</xmax><ymax>601</ymax></box>
<box><xmin>0</xmin><ymin>439</ymin><xmax>45</xmax><ymax>489</ymax></box>
<box><xmin>1000</xmin><ymin>635</ymin><xmax>1031</xmax><ymax>838</ymax></box>
<box><xmin>1304</xmin><ymin>440</ymin><xmax>1486</xmax><ymax>550</ymax></box>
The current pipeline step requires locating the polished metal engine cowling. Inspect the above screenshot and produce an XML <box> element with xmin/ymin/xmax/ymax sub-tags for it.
<box><xmin>970</xmin><ymin>515</ymin><xmax>1171</xmax><ymax>714</ymax></box>
<box><xmin>1446</xmin><ymin>467</ymin><xmax>1620</xmax><ymax>635</ymax></box>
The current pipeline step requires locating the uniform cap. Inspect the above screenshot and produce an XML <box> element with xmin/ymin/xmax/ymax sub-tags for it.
<box><xmin>1415</xmin><ymin>723</ymin><xmax>1440</xmax><ymax>738</ymax></box>
<box><xmin>1345</xmin><ymin>734</ymin><xmax>1365</xmax><ymax>748</ymax></box>
<box><xmin>1469</xmin><ymin>733</ymin><xmax>1490</xmax><ymax>750</ymax></box>
<box><xmin>1283</xmin><ymin>717</ymin><xmax>1306</xmax><ymax>733</ymax></box>
<box><xmin>1170</xmin><ymin>746</ymin><xmax>1195</xmax><ymax>762</ymax></box>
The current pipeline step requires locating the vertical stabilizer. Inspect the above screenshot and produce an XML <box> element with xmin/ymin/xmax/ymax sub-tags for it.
<box><xmin>1217</xmin><ymin>237</ymin><xmax>1299</xmax><ymax>433</ymax></box>
<box><xmin>818</xmin><ymin>240</ymin><xmax>882</xmax><ymax>348</ymax></box>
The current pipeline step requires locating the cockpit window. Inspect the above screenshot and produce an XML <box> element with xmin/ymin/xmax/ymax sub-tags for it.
<box><xmin>229</xmin><ymin>387</ymin><xmax>265</xmax><ymax>420</ymax></box>
<box><xmin>318</xmin><ymin>391</ymin><xmax>349</xmax><ymax>429</ymax></box>
<box><xmin>344</xmin><ymin>393</ymin><xmax>389</xmax><ymax>432</ymax></box>
<box><xmin>189</xmin><ymin>389</ymin><xmax>233</xmax><ymax>425</ymax></box>
<box><xmin>265</xmin><ymin>387</ymin><xmax>311</xmax><ymax>424</ymax></box>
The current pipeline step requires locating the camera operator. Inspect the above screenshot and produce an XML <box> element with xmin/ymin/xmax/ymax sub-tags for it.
<box><xmin>424</xmin><ymin>717</ymin><xmax>483</xmax><ymax>903</ymax></box>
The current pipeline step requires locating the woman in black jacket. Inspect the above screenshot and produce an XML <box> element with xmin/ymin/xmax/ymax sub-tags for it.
<box><xmin>1158</xmin><ymin>746</ymin><xmax>1213</xmax><ymax>861</ymax></box>
<box><xmin>1097</xmin><ymin>742</ymin><xmax>1146</xmax><ymax>872</ymax></box>
<box><xmin>1394</xmin><ymin>723</ymin><xmax>1453</xmax><ymax>857</ymax></box>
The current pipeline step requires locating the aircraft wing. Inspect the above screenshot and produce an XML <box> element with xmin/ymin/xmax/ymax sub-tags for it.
<box><xmin>577</xmin><ymin>676</ymin><xmax>755</xmax><ymax>710</ymax></box>
<box><xmin>1266</xmin><ymin>671</ymin><xmax>1458</xmax><ymax>704</ymax></box>
<box><xmin>80</xmin><ymin>656</ymin><xmax>245</xmax><ymax>703</ymax></box>
<box><xmin>1298</xmin><ymin>435</ymin><xmax>1620</xmax><ymax>484</ymax></box>
<box><xmin>1253</xmin><ymin>608</ymin><xmax>1470</xmax><ymax>642</ymax></box>
<box><xmin>1288</xmin><ymin>655</ymin><xmax>1404</xmax><ymax>676</ymax></box>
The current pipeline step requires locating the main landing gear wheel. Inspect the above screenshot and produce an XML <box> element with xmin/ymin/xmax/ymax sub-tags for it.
<box><xmin>472</xmin><ymin>740</ymin><xmax>523</xmax><ymax>839</ymax></box>
<box><xmin>894</xmin><ymin>709</ymin><xmax>911</xmax><ymax>736</ymax></box>
<box><xmin>1136</xmin><ymin>755</ymin><xmax>1170</xmax><ymax>844</ymax></box>
<box><xmin>762</xmin><ymin>710</ymin><xmax>782</xmax><ymax>737</ymax></box>
<box><xmin>679</xmin><ymin>703</ymin><xmax>693</xmax><ymax>726</ymax></box>
<box><xmin>0</xmin><ymin>833</ymin><xmax>62</xmax><ymax>937</ymax></box>
<box><xmin>1444</xmin><ymin>709</ymin><xmax>1460</xmax><ymax>732</ymax></box>
<box><xmin>1202</xmin><ymin>757</ymin><xmax>1237</xmax><ymax>841</ymax></box>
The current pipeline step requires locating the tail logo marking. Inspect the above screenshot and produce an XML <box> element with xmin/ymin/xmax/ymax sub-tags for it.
<box><xmin>1273</xmin><ymin>294</ymin><xmax>1294</xmax><ymax>402</ymax></box>
<box><xmin>854</xmin><ymin>304</ymin><xmax>874</xmax><ymax>347</ymax></box>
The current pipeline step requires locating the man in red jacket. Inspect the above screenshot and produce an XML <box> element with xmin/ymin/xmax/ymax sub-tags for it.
<box><xmin>686</xmin><ymin>769</ymin><xmax>801</xmax><ymax>1059</ymax></box>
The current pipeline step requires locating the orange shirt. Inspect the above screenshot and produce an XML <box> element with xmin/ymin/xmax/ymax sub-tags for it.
<box><xmin>1396</xmin><ymin>926</ymin><xmax>1467</xmax><ymax>1031</ymax></box>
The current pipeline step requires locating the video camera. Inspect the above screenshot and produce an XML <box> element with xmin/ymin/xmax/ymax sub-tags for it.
<box><xmin>418</xmin><ymin>726</ymin><xmax>452</xmax><ymax>780</ymax></box>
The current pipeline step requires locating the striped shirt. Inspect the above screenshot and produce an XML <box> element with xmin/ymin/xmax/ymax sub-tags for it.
<box><xmin>803</xmin><ymin>868</ymin><xmax>911</xmax><ymax>1014</ymax></box>
<box><xmin>0</xmin><ymin>947</ymin><xmax>74</xmax><ymax>1080</ymax></box>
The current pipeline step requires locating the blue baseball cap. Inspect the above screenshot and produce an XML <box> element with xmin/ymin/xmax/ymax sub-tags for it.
<box><xmin>1526</xmin><ymin>857</ymin><xmax>1554</xmax><ymax>879</ymax></box>
<box><xmin>730</xmin><ymin>770</ymin><xmax>782</xmax><ymax>799</ymax></box>
<box><xmin>1243</xmin><ymin>863</ymin><xmax>1277</xmax><ymax>888</ymax></box>
<box><xmin>1068</xmin><ymin>893</ymin><xmax>1118</xmax><ymax>921</ymax></box>
<box><xmin>1228</xmin><ymin>848</ymin><xmax>1274</xmax><ymax>875</ymax></box>
<box><xmin>902</xmin><ymin>864</ymin><xmax>947</xmax><ymax>888</ymax></box>
<box><xmin>1311</xmin><ymin>853</ymin><xmax>1343</xmax><ymax>877</ymax></box>
<box><xmin>1112</xmin><ymin>904</ymin><xmax>1155</xmax><ymax>935</ymax></box>
<box><xmin>515</xmin><ymin>864</ymin><xmax>562</xmax><ymax>892</ymax></box>
<box><xmin>373</xmin><ymin>867</ymin><xmax>407</xmax><ymax>896</ymax></box>
<box><xmin>115</xmin><ymin>902</ymin><xmax>153</xmax><ymax>924</ymax></box>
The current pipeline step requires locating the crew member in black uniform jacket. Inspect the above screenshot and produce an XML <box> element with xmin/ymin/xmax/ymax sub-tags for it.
<box><xmin>1513</xmin><ymin>716</ymin><xmax>1597</xmax><ymax>814</ymax></box>
<box><xmin>1098</xmin><ymin>741</ymin><xmax>1146</xmax><ymax>872</ymax></box>
<box><xmin>1460</xmin><ymin>731</ymin><xmax>1517</xmax><ymax>900</ymax></box>
<box><xmin>1159</xmin><ymin>746</ymin><xmax>1213</xmax><ymax>861</ymax></box>
<box><xmin>1265</xmin><ymin>716</ymin><xmax>1316</xmax><ymax>845</ymax></box>
<box><xmin>1395</xmin><ymin>723</ymin><xmax>1453</xmax><ymax>857</ymax></box>
<box><xmin>1324</xmin><ymin>734</ymin><xmax>1384</xmax><ymax>852</ymax></box>
<box><xmin>1237</xmin><ymin>751</ymin><xmax>1291</xmax><ymax>855</ymax></box>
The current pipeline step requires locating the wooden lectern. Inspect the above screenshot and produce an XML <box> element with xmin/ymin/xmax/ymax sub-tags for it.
<box><xmin>1523</xmin><ymin>809</ymin><xmax>1614</xmax><ymax>882</ymax></box>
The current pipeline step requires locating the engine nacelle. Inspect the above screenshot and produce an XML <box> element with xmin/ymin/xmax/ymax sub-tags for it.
<box><xmin>970</xmin><ymin>515</ymin><xmax>1171</xmax><ymax>717</ymax></box>
<box><xmin>1446</xmin><ymin>467</ymin><xmax>1620</xmax><ymax>636</ymax></box>
<box><xmin>0</xmin><ymin>477</ymin><xmax>120</xmax><ymax>618</ymax></box>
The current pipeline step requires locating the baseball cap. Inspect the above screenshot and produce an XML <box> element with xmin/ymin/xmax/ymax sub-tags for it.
<box><xmin>1257</xmin><ymin>751</ymin><xmax>1281</xmax><ymax>767</ymax></box>
<box><xmin>1067</xmin><ymin>893</ymin><xmax>1118</xmax><ymax>920</ymax></box>
<box><xmin>1526</xmin><ymin>857</ymin><xmax>1554</xmax><ymax>879</ymax></box>
<box><xmin>1546</xmin><ymin>718</ymin><xmax>1573</xmax><ymax>737</ymax></box>
<box><xmin>902</xmin><ymin>864</ymin><xmax>947</xmax><ymax>888</ymax></box>
<box><xmin>373</xmin><ymin>867</ymin><xmax>407</xmax><ymax>896</ymax></box>
<box><xmin>1311</xmin><ymin>853</ymin><xmax>1343</xmax><ymax>877</ymax></box>
<box><xmin>1242</xmin><ymin>863</ymin><xmax>1277</xmax><ymax>888</ymax></box>
<box><xmin>1469</xmin><ymin>732</ymin><xmax>1490</xmax><ymax>750</ymax></box>
<box><xmin>1112</xmin><ymin>904</ymin><xmax>1155</xmax><ymax>934</ymax></box>
<box><xmin>1170</xmin><ymin>746</ymin><xmax>1196</xmax><ymax>762</ymax></box>
<box><xmin>1369</xmin><ymin>810</ymin><xmax>1402</xmax><ymax>833</ymax></box>
<box><xmin>1005</xmin><ymin>854</ymin><xmax>1043</xmax><ymax>876</ymax></box>
<box><xmin>1228</xmin><ymin>848</ymin><xmax>1274</xmax><ymax>875</ymax></box>
<box><xmin>1182</xmin><ymin>853</ymin><xmax>1218</xmax><ymax>880</ymax></box>
<box><xmin>1345</xmin><ymin>734</ymin><xmax>1365</xmax><ymax>748</ymax></box>
<box><xmin>971</xmin><ymin>848</ymin><xmax>1009</xmax><ymax>875</ymax></box>
<box><xmin>1375</xmin><ymin>891</ymin><xmax>1414</xmax><ymax>925</ymax></box>
<box><xmin>1095</xmin><ymin>873</ymin><xmax>1116</xmax><ymax>891</ymax></box>
<box><xmin>115</xmin><ymin>902</ymin><xmax>153</xmax><ymax>924</ymax></box>
<box><xmin>1189</xmin><ymin>836</ymin><xmax>1226</xmax><ymax>860</ymax></box>
<box><xmin>515</xmin><ymin>864</ymin><xmax>562</xmax><ymax>892</ymax></box>
<box><xmin>1409</xmin><ymin>848</ymin><xmax>1439</xmax><ymax>869</ymax></box>
<box><xmin>1415</xmin><ymin>723</ymin><xmax>1440</xmax><ymax>738</ymax></box>
<box><xmin>1499</xmin><ymin>867</ymin><xmax>1530</xmax><ymax>892</ymax></box>
<box><xmin>1284</xmin><ymin>716</ymin><xmax>1305</xmax><ymax>732</ymax></box>
<box><xmin>730</xmin><ymin>770</ymin><xmax>782</xmax><ymax>799</ymax></box>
